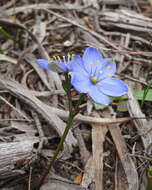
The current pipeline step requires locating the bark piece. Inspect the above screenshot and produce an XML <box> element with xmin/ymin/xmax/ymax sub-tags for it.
<box><xmin>109</xmin><ymin>125</ymin><xmax>138</xmax><ymax>190</ymax></box>
<box><xmin>127</xmin><ymin>87</ymin><xmax>152</xmax><ymax>151</ymax></box>
<box><xmin>0</xmin><ymin>140</ymin><xmax>38</xmax><ymax>179</ymax></box>
<box><xmin>92</xmin><ymin>124</ymin><xmax>107</xmax><ymax>190</ymax></box>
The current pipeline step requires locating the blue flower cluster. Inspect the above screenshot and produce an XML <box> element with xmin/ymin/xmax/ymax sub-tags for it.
<box><xmin>37</xmin><ymin>47</ymin><xmax>128</xmax><ymax>105</ymax></box>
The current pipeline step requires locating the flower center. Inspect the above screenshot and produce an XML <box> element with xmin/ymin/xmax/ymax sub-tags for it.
<box><xmin>50</xmin><ymin>61</ymin><xmax>55</xmax><ymax>68</ymax></box>
<box><xmin>92</xmin><ymin>76</ymin><xmax>98</xmax><ymax>84</ymax></box>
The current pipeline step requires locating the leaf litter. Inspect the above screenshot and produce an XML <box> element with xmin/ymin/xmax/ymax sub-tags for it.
<box><xmin>0</xmin><ymin>0</ymin><xmax>152</xmax><ymax>190</ymax></box>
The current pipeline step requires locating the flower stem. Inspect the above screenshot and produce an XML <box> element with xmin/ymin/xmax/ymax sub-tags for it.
<box><xmin>74</xmin><ymin>94</ymin><xmax>84</xmax><ymax>111</ymax></box>
<box><xmin>36</xmin><ymin>73</ymin><xmax>74</xmax><ymax>190</ymax></box>
<box><xmin>37</xmin><ymin>110</ymin><xmax>74</xmax><ymax>190</ymax></box>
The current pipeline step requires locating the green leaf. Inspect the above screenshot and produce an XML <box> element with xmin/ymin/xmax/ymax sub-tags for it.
<box><xmin>135</xmin><ymin>89</ymin><xmax>152</xmax><ymax>101</ymax></box>
<box><xmin>0</xmin><ymin>48</ymin><xmax>3</xmax><ymax>54</ymax></box>
<box><xmin>110</xmin><ymin>94</ymin><xmax>128</xmax><ymax>101</ymax></box>
<box><xmin>0</xmin><ymin>27</ymin><xmax>23</xmax><ymax>48</ymax></box>
<box><xmin>148</xmin><ymin>167</ymin><xmax>152</xmax><ymax>176</ymax></box>
<box><xmin>94</xmin><ymin>94</ymin><xmax>128</xmax><ymax>111</ymax></box>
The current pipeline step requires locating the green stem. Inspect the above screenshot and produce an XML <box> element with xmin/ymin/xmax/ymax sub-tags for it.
<box><xmin>37</xmin><ymin>110</ymin><xmax>74</xmax><ymax>190</ymax></box>
<box><xmin>37</xmin><ymin>73</ymin><xmax>74</xmax><ymax>190</ymax></box>
<box><xmin>146</xmin><ymin>176</ymin><xmax>152</xmax><ymax>190</ymax></box>
<box><xmin>74</xmin><ymin>94</ymin><xmax>84</xmax><ymax>111</ymax></box>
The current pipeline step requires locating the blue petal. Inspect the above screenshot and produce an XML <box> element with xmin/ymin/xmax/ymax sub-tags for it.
<box><xmin>88</xmin><ymin>85</ymin><xmax>111</xmax><ymax>105</ymax></box>
<box><xmin>97</xmin><ymin>58</ymin><xmax>116</xmax><ymax>80</ymax></box>
<box><xmin>99</xmin><ymin>78</ymin><xmax>128</xmax><ymax>97</ymax></box>
<box><xmin>71</xmin><ymin>72</ymin><xmax>91</xmax><ymax>93</ymax></box>
<box><xmin>67</xmin><ymin>55</ymin><xmax>85</xmax><ymax>72</ymax></box>
<box><xmin>83</xmin><ymin>47</ymin><xmax>103</xmax><ymax>75</ymax></box>
<box><xmin>37</xmin><ymin>59</ymin><xmax>50</xmax><ymax>70</ymax></box>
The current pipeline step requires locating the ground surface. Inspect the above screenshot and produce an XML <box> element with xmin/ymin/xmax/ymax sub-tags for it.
<box><xmin>0</xmin><ymin>0</ymin><xmax>152</xmax><ymax>190</ymax></box>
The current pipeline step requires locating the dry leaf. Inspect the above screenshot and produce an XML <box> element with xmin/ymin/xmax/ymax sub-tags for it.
<box><xmin>74</xmin><ymin>173</ymin><xmax>83</xmax><ymax>184</ymax></box>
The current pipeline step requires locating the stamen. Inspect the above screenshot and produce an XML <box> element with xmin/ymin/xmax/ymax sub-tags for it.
<box><xmin>90</xmin><ymin>62</ymin><xmax>94</xmax><ymax>67</ymax></box>
<box><xmin>97</xmin><ymin>60</ymin><xmax>100</xmax><ymax>64</ymax></box>
<box><xmin>63</xmin><ymin>56</ymin><xmax>66</xmax><ymax>64</ymax></box>
<box><xmin>53</xmin><ymin>56</ymin><xmax>57</xmax><ymax>60</ymax></box>
<box><xmin>107</xmin><ymin>66</ymin><xmax>111</xmax><ymax>69</ymax></box>
<box><xmin>91</xmin><ymin>74</ymin><xmax>93</xmax><ymax>77</ymax></box>
<box><xmin>57</xmin><ymin>56</ymin><xmax>61</xmax><ymax>61</ymax></box>
<box><xmin>107</xmin><ymin>74</ymin><xmax>111</xmax><ymax>77</ymax></box>
<box><xmin>67</xmin><ymin>52</ymin><xmax>71</xmax><ymax>60</ymax></box>
<box><xmin>98</xmin><ymin>82</ymin><xmax>102</xmax><ymax>85</ymax></box>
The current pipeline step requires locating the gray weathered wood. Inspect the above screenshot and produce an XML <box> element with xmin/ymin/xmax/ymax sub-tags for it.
<box><xmin>0</xmin><ymin>140</ymin><xmax>37</xmax><ymax>179</ymax></box>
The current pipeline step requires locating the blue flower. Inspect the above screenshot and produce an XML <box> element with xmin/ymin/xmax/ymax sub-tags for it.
<box><xmin>70</xmin><ymin>47</ymin><xmax>128</xmax><ymax>105</ymax></box>
<box><xmin>37</xmin><ymin>53</ymin><xmax>73</xmax><ymax>72</ymax></box>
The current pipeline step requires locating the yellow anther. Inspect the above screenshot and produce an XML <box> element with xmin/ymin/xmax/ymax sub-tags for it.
<box><xmin>97</xmin><ymin>60</ymin><xmax>100</xmax><ymax>64</ymax></box>
<box><xmin>90</xmin><ymin>62</ymin><xmax>94</xmax><ymax>67</ymax></box>
<box><xmin>67</xmin><ymin>52</ymin><xmax>71</xmax><ymax>59</ymax></box>
<box><xmin>53</xmin><ymin>56</ymin><xmax>57</xmax><ymax>60</ymax></box>
<box><xmin>107</xmin><ymin>66</ymin><xmax>111</xmax><ymax>69</ymax></box>
<box><xmin>57</xmin><ymin>56</ymin><xmax>61</xmax><ymax>61</ymax></box>
<box><xmin>91</xmin><ymin>74</ymin><xmax>93</xmax><ymax>77</ymax></box>
<box><xmin>107</xmin><ymin>74</ymin><xmax>111</xmax><ymax>77</ymax></box>
<box><xmin>98</xmin><ymin>82</ymin><xmax>102</xmax><ymax>85</ymax></box>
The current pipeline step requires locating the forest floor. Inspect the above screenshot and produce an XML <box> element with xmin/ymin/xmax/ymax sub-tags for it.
<box><xmin>0</xmin><ymin>0</ymin><xmax>152</xmax><ymax>190</ymax></box>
